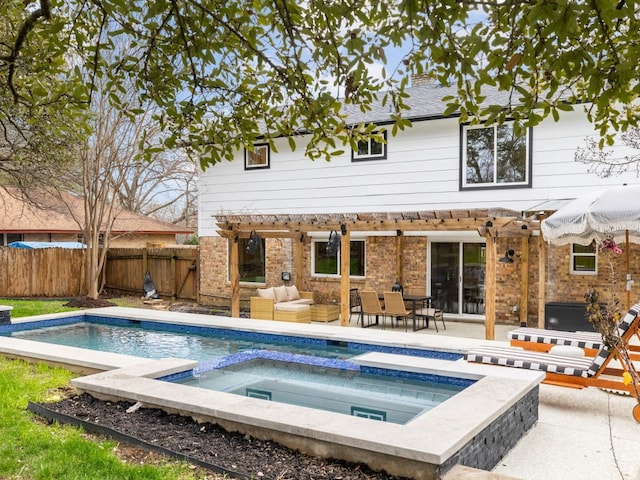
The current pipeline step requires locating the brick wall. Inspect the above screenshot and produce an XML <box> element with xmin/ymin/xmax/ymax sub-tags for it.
<box><xmin>199</xmin><ymin>234</ymin><xmax>640</xmax><ymax>324</ymax></box>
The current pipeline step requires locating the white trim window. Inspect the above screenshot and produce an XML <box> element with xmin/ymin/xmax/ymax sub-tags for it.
<box><xmin>461</xmin><ymin>121</ymin><xmax>531</xmax><ymax>189</ymax></box>
<box><xmin>352</xmin><ymin>131</ymin><xmax>387</xmax><ymax>161</ymax></box>
<box><xmin>312</xmin><ymin>239</ymin><xmax>366</xmax><ymax>277</ymax></box>
<box><xmin>570</xmin><ymin>243</ymin><xmax>597</xmax><ymax>275</ymax></box>
<box><xmin>244</xmin><ymin>143</ymin><xmax>270</xmax><ymax>170</ymax></box>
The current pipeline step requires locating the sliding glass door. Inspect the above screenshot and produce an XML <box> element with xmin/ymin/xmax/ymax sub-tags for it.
<box><xmin>430</xmin><ymin>241</ymin><xmax>485</xmax><ymax>316</ymax></box>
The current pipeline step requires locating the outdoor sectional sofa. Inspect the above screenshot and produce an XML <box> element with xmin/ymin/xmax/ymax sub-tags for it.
<box><xmin>250</xmin><ymin>285</ymin><xmax>315</xmax><ymax>323</ymax></box>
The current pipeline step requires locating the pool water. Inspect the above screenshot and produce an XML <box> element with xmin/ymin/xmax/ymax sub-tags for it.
<box><xmin>11</xmin><ymin>317</ymin><xmax>471</xmax><ymax>423</ymax></box>
<box><xmin>12</xmin><ymin>323</ymin><xmax>358</xmax><ymax>361</ymax></box>
<box><xmin>175</xmin><ymin>356</ymin><xmax>465</xmax><ymax>424</ymax></box>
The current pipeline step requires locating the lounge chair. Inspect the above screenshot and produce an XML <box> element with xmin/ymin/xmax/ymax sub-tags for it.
<box><xmin>507</xmin><ymin>325</ymin><xmax>640</xmax><ymax>359</ymax></box>
<box><xmin>508</xmin><ymin>327</ymin><xmax>603</xmax><ymax>356</ymax></box>
<box><xmin>465</xmin><ymin>303</ymin><xmax>640</xmax><ymax>422</ymax></box>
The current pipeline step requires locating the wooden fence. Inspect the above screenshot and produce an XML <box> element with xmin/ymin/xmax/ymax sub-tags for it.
<box><xmin>104</xmin><ymin>247</ymin><xmax>199</xmax><ymax>301</ymax></box>
<box><xmin>0</xmin><ymin>247</ymin><xmax>86</xmax><ymax>297</ymax></box>
<box><xmin>0</xmin><ymin>246</ymin><xmax>199</xmax><ymax>300</ymax></box>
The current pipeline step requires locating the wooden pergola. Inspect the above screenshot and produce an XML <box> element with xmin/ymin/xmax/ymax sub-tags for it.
<box><xmin>216</xmin><ymin>208</ymin><xmax>540</xmax><ymax>339</ymax></box>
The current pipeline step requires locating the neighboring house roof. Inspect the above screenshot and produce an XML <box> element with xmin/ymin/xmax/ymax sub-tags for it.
<box><xmin>0</xmin><ymin>187</ymin><xmax>193</xmax><ymax>235</ymax></box>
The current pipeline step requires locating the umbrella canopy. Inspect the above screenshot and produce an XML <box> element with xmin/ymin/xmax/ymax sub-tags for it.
<box><xmin>540</xmin><ymin>184</ymin><xmax>640</xmax><ymax>246</ymax></box>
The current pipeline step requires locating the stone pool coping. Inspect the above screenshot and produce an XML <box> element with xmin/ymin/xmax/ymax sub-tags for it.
<box><xmin>3</xmin><ymin>307</ymin><xmax>544</xmax><ymax>479</ymax></box>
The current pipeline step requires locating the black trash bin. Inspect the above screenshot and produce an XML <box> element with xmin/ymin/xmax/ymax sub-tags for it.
<box><xmin>544</xmin><ymin>302</ymin><xmax>596</xmax><ymax>332</ymax></box>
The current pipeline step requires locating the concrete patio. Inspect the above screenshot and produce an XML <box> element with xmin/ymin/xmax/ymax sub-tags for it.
<box><xmin>327</xmin><ymin>315</ymin><xmax>640</xmax><ymax>480</ymax></box>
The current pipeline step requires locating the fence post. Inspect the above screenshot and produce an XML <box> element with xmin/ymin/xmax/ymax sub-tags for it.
<box><xmin>171</xmin><ymin>252</ymin><xmax>177</xmax><ymax>300</ymax></box>
<box><xmin>142</xmin><ymin>248</ymin><xmax>148</xmax><ymax>279</ymax></box>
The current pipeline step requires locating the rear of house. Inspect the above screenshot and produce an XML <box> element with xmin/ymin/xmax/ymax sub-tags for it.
<box><xmin>197</xmin><ymin>82</ymin><xmax>640</xmax><ymax>329</ymax></box>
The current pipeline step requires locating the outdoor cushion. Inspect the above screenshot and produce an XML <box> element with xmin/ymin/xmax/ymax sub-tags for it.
<box><xmin>549</xmin><ymin>345</ymin><xmax>585</xmax><ymax>357</ymax></box>
<box><xmin>507</xmin><ymin>327</ymin><xmax>602</xmax><ymax>350</ymax></box>
<box><xmin>274</xmin><ymin>303</ymin><xmax>310</xmax><ymax>312</ymax></box>
<box><xmin>274</xmin><ymin>285</ymin><xmax>289</xmax><ymax>303</ymax></box>
<box><xmin>257</xmin><ymin>287</ymin><xmax>276</xmax><ymax>300</ymax></box>
<box><xmin>464</xmin><ymin>345</ymin><xmax>596</xmax><ymax>377</ymax></box>
<box><xmin>275</xmin><ymin>298</ymin><xmax>313</xmax><ymax>308</ymax></box>
<box><xmin>286</xmin><ymin>285</ymin><xmax>301</xmax><ymax>301</ymax></box>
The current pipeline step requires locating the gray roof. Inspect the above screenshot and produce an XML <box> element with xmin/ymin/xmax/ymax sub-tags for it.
<box><xmin>340</xmin><ymin>83</ymin><xmax>513</xmax><ymax>125</ymax></box>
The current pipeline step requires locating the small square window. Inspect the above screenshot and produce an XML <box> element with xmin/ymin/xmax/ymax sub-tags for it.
<box><xmin>352</xmin><ymin>131</ymin><xmax>387</xmax><ymax>161</ymax></box>
<box><xmin>244</xmin><ymin>143</ymin><xmax>270</xmax><ymax>170</ymax></box>
<box><xmin>571</xmin><ymin>243</ymin><xmax>597</xmax><ymax>275</ymax></box>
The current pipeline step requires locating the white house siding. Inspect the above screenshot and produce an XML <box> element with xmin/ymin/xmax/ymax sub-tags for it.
<box><xmin>198</xmin><ymin>107</ymin><xmax>640</xmax><ymax>236</ymax></box>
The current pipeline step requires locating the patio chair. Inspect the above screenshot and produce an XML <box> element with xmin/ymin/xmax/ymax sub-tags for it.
<box><xmin>349</xmin><ymin>288</ymin><xmax>362</xmax><ymax>324</ymax></box>
<box><xmin>359</xmin><ymin>290</ymin><xmax>386</xmax><ymax>328</ymax></box>
<box><xmin>465</xmin><ymin>303</ymin><xmax>640</xmax><ymax>422</ymax></box>
<box><xmin>414</xmin><ymin>299</ymin><xmax>446</xmax><ymax>332</ymax></box>
<box><xmin>383</xmin><ymin>291</ymin><xmax>411</xmax><ymax>331</ymax></box>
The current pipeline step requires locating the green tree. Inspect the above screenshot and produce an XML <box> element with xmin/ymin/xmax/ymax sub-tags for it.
<box><xmin>3</xmin><ymin>0</ymin><xmax>640</xmax><ymax>171</ymax></box>
<box><xmin>0</xmin><ymin>0</ymin><xmax>87</xmax><ymax>184</ymax></box>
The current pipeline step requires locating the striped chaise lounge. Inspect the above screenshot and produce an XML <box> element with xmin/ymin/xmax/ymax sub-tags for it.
<box><xmin>507</xmin><ymin>321</ymin><xmax>640</xmax><ymax>360</ymax></box>
<box><xmin>466</xmin><ymin>303</ymin><xmax>640</xmax><ymax>422</ymax></box>
<box><xmin>507</xmin><ymin>327</ymin><xmax>603</xmax><ymax>356</ymax></box>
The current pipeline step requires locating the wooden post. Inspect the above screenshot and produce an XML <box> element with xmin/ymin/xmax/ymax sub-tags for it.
<box><xmin>626</xmin><ymin>230</ymin><xmax>631</xmax><ymax>310</ymax></box>
<box><xmin>230</xmin><ymin>236</ymin><xmax>240</xmax><ymax>318</ymax></box>
<box><xmin>520</xmin><ymin>236</ymin><xmax>529</xmax><ymax>326</ymax></box>
<box><xmin>294</xmin><ymin>234</ymin><xmax>304</xmax><ymax>291</ymax></box>
<box><xmin>485</xmin><ymin>235</ymin><xmax>496</xmax><ymax>340</ymax></box>
<box><xmin>538</xmin><ymin>216</ymin><xmax>547</xmax><ymax>328</ymax></box>
<box><xmin>142</xmin><ymin>248</ymin><xmax>148</xmax><ymax>276</ymax></box>
<box><xmin>341</xmin><ymin>229</ymin><xmax>351</xmax><ymax>326</ymax></box>
<box><xmin>170</xmin><ymin>251</ymin><xmax>177</xmax><ymax>300</ymax></box>
<box><xmin>396</xmin><ymin>232</ymin><xmax>403</xmax><ymax>284</ymax></box>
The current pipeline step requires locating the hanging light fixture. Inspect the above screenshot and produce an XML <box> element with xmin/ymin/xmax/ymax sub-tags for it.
<box><xmin>499</xmin><ymin>247</ymin><xmax>515</xmax><ymax>263</ymax></box>
<box><xmin>246</xmin><ymin>230</ymin><xmax>262</xmax><ymax>254</ymax></box>
<box><xmin>326</xmin><ymin>230</ymin><xmax>341</xmax><ymax>255</ymax></box>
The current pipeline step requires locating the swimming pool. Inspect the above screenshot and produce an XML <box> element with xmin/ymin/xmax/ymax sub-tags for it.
<box><xmin>10</xmin><ymin>315</ymin><xmax>469</xmax><ymax>424</ymax></box>
<box><xmin>1</xmin><ymin>307</ymin><xmax>543</xmax><ymax>479</ymax></box>
<box><xmin>9</xmin><ymin>314</ymin><xmax>464</xmax><ymax>362</ymax></box>
<box><xmin>171</xmin><ymin>350</ymin><xmax>469</xmax><ymax>424</ymax></box>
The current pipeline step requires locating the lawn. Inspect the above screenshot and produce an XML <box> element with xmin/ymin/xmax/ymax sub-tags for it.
<box><xmin>0</xmin><ymin>357</ymin><xmax>210</xmax><ymax>480</ymax></box>
<box><xmin>0</xmin><ymin>296</ymin><xmax>145</xmax><ymax>318</ymax></box>
<box><xmin>0</xmin><ymin>297</ymin><xmax>220</xmax><ymax>479</ymax></box>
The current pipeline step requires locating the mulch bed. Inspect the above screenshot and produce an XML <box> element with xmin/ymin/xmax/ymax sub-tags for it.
<box><xmin>41</xmin><ymin>393</ymin><xmax>409</xmax><ymax>480</ymax></box>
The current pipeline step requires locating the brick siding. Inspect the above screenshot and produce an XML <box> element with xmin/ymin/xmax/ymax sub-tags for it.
<box><xmin>199</xmin><ymin>234</ymin><xmax>636</xmax><ymax>326</ymax></box>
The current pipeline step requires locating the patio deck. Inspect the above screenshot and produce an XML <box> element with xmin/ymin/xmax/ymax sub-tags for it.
<box><xmin>329</xmin><ymin>315</ymin><xmax>640</xmax><ymax>480</ymax></box>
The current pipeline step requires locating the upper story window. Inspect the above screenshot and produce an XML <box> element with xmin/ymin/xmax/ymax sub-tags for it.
<box><xmin>352</xmin><ymin>131</ymin><xmax>387</xmax><ymax>162</ymax></box>
<box><xmin>312</xmin><ymin>238</ymin><xmax>366</xmax><ymax>277</ymax></box>
<box><xmin>244</xmin><ymin>143</ymin><xmax>270</xmax><ymax>170</ymax></box>
<box><xmin>570</xmin><ymin>243</ymin><xmax>596</xmax><ymax>275</ymax></box>
<box><xmin>461</xmin><ymin>122</ymin><xmax>531</xmax><ymax>189</ymax></box>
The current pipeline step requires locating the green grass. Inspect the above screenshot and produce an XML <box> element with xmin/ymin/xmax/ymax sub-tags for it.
<box><xmin>0</xmin><ymin>298</ymin><xmax>79</xmax><ymax>318</ymax></box>
<box><xmin>0</xmin><ymin>296</ymin><xmax>148</xmax><ymax>318</ymax></box>
<box><xmin>0</xmin><ymin>357</ymin><xmax>206</xmax><ymax>480</ymax></box>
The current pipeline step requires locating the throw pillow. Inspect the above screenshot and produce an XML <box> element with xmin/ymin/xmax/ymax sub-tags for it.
<box><xmin>274</xmin><ymin>285</ymin><xmax>289</xmax><ymax>303</ymax></box>
<box><xmin>257</xmin><ymin>287</ymin><xmax>276</xmax><ymax>300</ymax></box>
<box><xmin>286</xmin><ymin>285</ymin><xmax>301</xmax><ymax>301</ymax></box>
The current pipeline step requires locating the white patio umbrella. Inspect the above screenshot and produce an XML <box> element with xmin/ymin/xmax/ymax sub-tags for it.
<box><xmin>541</xmin><ymin>183</ymin><xmax>640</xmax><ymax>308</ymax></box>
